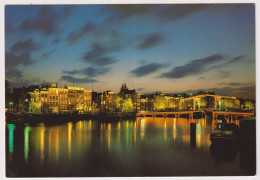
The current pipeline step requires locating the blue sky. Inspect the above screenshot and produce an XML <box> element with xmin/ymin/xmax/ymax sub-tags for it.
<box><xmin>5</xmin><ymin>4</ymin><xmax>255</xmax><ymax>99</ymax></box>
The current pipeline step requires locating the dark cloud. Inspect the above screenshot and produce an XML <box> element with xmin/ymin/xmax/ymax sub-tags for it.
<box><xmin>104</xmin><ymin>4</ymin><xmax>247</xmax><ymax>23</ymax></box>
<box><xmin>60</xmin><ymin>75</ymin><xmax>97</xmax><ymax>84</ymax></box>
<box><xmin>5</xmin><ymin>52</ymin><xmax>34</xmax><ymax>68</ymax></box>
<box><xmin>130</xmin><ymin>63</ymin><xmax>166</xmax><ymax>77</ymax></box>
<box><xmin>158</xmin><ymin>4</ymin><xmax>209</xmax><ymax>21</ymax></box>
<box><xmin>6</xmin><ymin>38</ymin><xmax>40</xmax><ymax>80</ymax></box>
<box><xmin>209</xmin><ymin>55</ymin><xmax>245</xmax><ymax>70</ymax></box>
<box><xmin>6</xmin><ymin>38</ymin><xmax>40</xmax><ymax>68</ymax></box>
<box><xmin>104</xmin><ymin>5</ymin><xmax>159</xmax><ymax>19</ymax></box>
<box><xmin>20</xmin><ymin>6</ymin><xmax>73</xmax><ymax>35</ymax></box>
<box><xmin>67</xmin><ymin>22</ymin><xmax>97</xmax><ymax>45</ymax></box>
<box><xmin>160</xmin><ymin>54</ymin><xmax>224</xmax><ymax>79</ymax></box>
<box><xmin>63</xmin><ymin>66</ymin><xmax>110</xmax><ymax>77</ymax></box>
<box><xmin>182</xmin><ymin>85</ymin><xmax>255</xmax><ymax>99</ymax></box>
<box><xmin>82</xmin><ymin>42</ymin><xmax>120</xmax><ymax>66</ymax></box>
<box><xmin>41</xmin><ymin>49</ymin><xmax>56</xmax><ymax>58</ymax></box>
<box><xmin>52</xmin><ymin>37</ymin><xmax>61</xmax><ymax>44</ymax></box>
<box><xmin>218</xmin><ymin>71</ymin><xmax>230</xmax><ymax>79</ymax></box>
<box><xmin>218</xmin><ymin>82</ymin><xmax>253</xmax><ymax>86</ymax></box>
<box><xmin>11</xmin><ymin>38</ymin><xmax>40</xmax><ymax>53</ymax></box>
<box><xmin>138</xmin><ymin>32</ymin><xmax>164</xmax><ymax>50</ymax></box>
<box><xmin>5</xmin><ymin>68</ymin><xmax>22</xmax><ymax>79</ymax></box>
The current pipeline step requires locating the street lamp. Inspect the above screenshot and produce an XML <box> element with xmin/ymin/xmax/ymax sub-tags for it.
<box><xmin>9</xmin><ymin>102</ymin><xmax>13</xmax><ymax>112</ymax></box>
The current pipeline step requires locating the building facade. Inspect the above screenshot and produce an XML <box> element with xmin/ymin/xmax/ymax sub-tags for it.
<box><xmin>28</xmin><ymin>83</ymin><xmax>92</xmax><ymax>113</ymax></box>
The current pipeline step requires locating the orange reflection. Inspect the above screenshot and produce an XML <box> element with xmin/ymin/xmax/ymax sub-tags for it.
<box><xmin>140</xmin><ymin>118</ymin><xmax>146</xmax><ymax>139</ymax></box>
<box><xmin>40</xmin><ymin>123</ymin><xmax>45</xmax><ymax>163</ymax></box>
<box><xmin>68</xmin><ymin>122</ymin><xmax>72</xmax><ymax>156</ymax></box>
<box><xmin>108</xmin><ymin>123</ymin><xmax>111</xmax><ymax>150</ymax></box>
<box><xmin>118</xmin><ymin>122</ymin><xmax>121</xmax><ymax>142</ymax></box>
<box><xmin>173</xmin><ymin>118</ymin><xmax>177</xmax><ymax>141</ymax></box>
<box><xmin>55</xmin><ymin>128</ymin><xmax>59</xmax><ymax>162</ymax></box>
<box><xmin>134</xmin><ymin>121</ymin><xmax>137</xmax><ymax>144</ymax></box>
<box><xmin>164</xmin><ymin>120</ymin><xmax>167</xmax><ymax>142</ymax></box>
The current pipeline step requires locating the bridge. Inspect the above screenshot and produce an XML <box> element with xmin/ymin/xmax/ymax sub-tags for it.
<box><xmin>212</xmin><ymin>111</ymin><xmax>254</xmax><ymax>119</ymax></box>
<box><xmin>137</xmin><ymin>111</ymin><xmax>195</xmax><ymax>118</ymax></box>
<box><xmin>137</xmin><ymin>111</ymin><xmax>254</xmax><ymax>119</ymax></box>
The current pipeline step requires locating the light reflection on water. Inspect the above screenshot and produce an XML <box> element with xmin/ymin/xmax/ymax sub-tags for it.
<box><xmin>6</xmin><ymin>117</ymin><xmax>251</xmax><ymax>177</ymax></box>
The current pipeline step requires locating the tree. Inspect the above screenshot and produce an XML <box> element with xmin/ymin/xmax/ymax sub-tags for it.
<box><xmin>184</xmin><ymin>99</ymin><xmax>193</xmax><ymax>110</ymax></box>
<box><xmin>244</xmin><ymin>100</ymin><xmax>254</xmax><ymax>109</ymax></box>
<box><xmin>168</xmin><ymin>98</ymin><xmax>179</xmax><ymax>109</ymax></box>
<box><xmin>111</xmin><ymin>95</ymin><xmax>121</xmax><ymax>112</ymax></box>
<box><xmin>153</xmin><ymin>95</ymin><xmax>167</xmax><ymax>111</ymax></box>
<box><xmin>222</xmin><ymin>99</ymin><xmax>238</xmax><ymax>110</ymax></box>
<box><xmin>122</xmin><ymin>97</ymin><xmax>134</xmax><ymax>112</ymax></box>
<box><xmin>199</xmin><ymin>97</ymin><xmax>207</xmax><ymax>108</ymax></box>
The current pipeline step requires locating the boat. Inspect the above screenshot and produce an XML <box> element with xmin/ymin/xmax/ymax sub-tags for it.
<box><xmin>210</xmin><ymin>122</ymin><xmax>239</xmax><ymax>144</ymax></box>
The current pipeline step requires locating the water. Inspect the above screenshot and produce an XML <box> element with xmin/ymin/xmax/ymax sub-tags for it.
<box><xmin>6</xmin><ymin>117</ymin><xmax>255</xmax><ymax>177</ymax></box>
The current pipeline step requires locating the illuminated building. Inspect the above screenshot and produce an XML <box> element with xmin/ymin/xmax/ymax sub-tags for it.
<box><xmin>28</xmin><ymin>83</ymin><xmax>92</xmax><ymax>113</ymax></box>
<box><xmin>118</xmin><ymin>83</ymin><xmax>141</xmax><ymax>111</ymax></box>
<box><xmin>101</xmin><ymin>91</ymin><xmax>115</xmax><ymax>111</ymax></box>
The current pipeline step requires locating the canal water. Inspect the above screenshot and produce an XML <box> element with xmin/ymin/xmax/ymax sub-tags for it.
<box><xmin>6</xmin><ymin>117</ymin><xmax>255</xmax><ymax>177</ymax></box>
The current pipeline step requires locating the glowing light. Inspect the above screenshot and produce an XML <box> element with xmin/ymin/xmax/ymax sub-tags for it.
<box><xmin>68</xmin><ymin>122</ymin><xmax>72</xmax><ymax>156</ymax></box>
<box><xmin>173</xmin><ymin>118</ymin><xmax>177</xmax><ymax>141</ymax></box>
<box><xmin>134</xmin><ymin>121</ymin><xmax>136</xmax><ymax>144</ymax></box>
<box><xmin>55</xmin><ymin>129</ymin><xmax>60</xmax><ymax>162</ymax></box>
<box><xmin>40</xmin><ymin>124</ymin><xmax>45</xmax><ymax>163</ymax></box>
<box><xmin>196</xmin><ymin>120</ymin><xmax>201</xmax><ymax>148</ymax></box>
<box><xmin>108</xmin><ymin>123</ymin><xmax>111</xmax><ymax>150</ymax></box>
<box><xmin>24</xmin><ymin>125</ymin><xmax>31</xmax><ymax>161</ymax></box>
<box><xmin>8</xmin><ymin>124</ymin><xmax>15</xmax><ymax>160</ymax></box>
<box><xmin>164</xmin><ymin>120</ymin><xmax>167</xmax><ymax>142</ymax></box>
<box><xmin>9</xmin><ymin>101</ymin><xmax>13</xmax><ymax>105</ymax></box>
<box><xmin>140</xmin><ymin>118</ymin><xmax>146</xmax><ymax>139</ymax></box>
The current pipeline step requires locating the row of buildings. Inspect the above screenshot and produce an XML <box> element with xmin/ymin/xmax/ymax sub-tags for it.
<box><xmin>29</xmin><ymin>83</ymin><xmax>92</xmax><ymax>113</ymax></box>
<box><xmin>27</xmin><ymin>83</ymin><xmax>242</xmax><ymax>114</ymax></box>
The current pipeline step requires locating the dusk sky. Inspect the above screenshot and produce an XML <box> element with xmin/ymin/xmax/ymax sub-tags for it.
<box><xmin>5</xmin><ymin>4</ymin><xmax>255</xmax><ymax>99</ymax></box>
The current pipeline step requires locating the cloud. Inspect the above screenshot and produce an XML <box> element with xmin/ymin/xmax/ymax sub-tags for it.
<box><xmin>158</xmin><ymin>4</ymin><xmax>209</xmax><ymax>21</ymax></box>
<box><xmin>52</xmin><ymin>37</ymin><xmax>61</xmax><ymax>44</ymax></box>
<box><xmin>5</xmin><ymin>38</ymin><xmax>40</xmax><ymax>79</ymax></box>
<box><xmin>5</xmin><ymin>68</ymin><xmax>22</xmax><ymax>79</ymax></box>
<box><xmin>5</xmin><ymin>52</ymin><xmax>34</xmax><ymax>68</ymax></box>
<box><xmin>67</xmin><ymin>22</ymin><xmax>97</xmax><ymax>45</ymax></box>
<box><xmin>218</xmin><ymin>82</ymin><xmax>253</xmax><ymax>86</ymax></box>
<box><xmin>182</xmin><ymin>85</ymin><xmax>255</xmax><ymax>99</ymax></box>
<box><xmin>41</xmin><ymin>49</ymin><xmax>56</xmax><ymax>58</ymax></box>
<box><xmin>63</xmin><ymin>66</ymin><xmax>110</xmax><ymax>77</ymax></box>
<box><xmin>218</xmin><ymin>71</ymin><xmax>230</xmax><ymax>78</ymax></box>
<box><xmin>137</xmin><ymin>32</ymin><xmax>164</xmax><ymax>50</ymax></box>
<box><xmin>104</xmin><ymin>4</ymin><xmax>247</xmax><ymax>24</ymax></box>
<box><xmin>6</xmin><ymin>38</ymin><xmax>40</xmax><ymax>68</ymax></box>
<box><xmin>157</xmin><ymin>4</ymin><xmax>248</xmax><ymax>22</ymax></box>
<box><xmin>11</xmin><ymin>38</ymin><xmax>40</xmax><ymax>53</ymax></box>
<box><xmin>160</xmin><ymin>54</ymin><xmax>224</xmax><ymax>79</ymax></box>
<box><xmin>104</xmin><ymin>5</ymin><xmax>159</xmax><ymax>19</ymax></box>
<box><xmin>20</xmin><ymin>6</ymin><xmax>73</xmax><ymax>35</ymax></box>
<box><xmin>130</xmin><ymin>63</ymin><xmax>166</xmax><ymax>77</ymax></box>
<box><xmin>82</xmin><ymin>42</ymin><xmax>120</xmax><ymax>66</ymax></box>
<box><xmin>209</xmin><ymin>55</ymin><xmax>245</xmax><ymax>70</ymax></box>
<box><xmin>60</xmin><ymin>75</ymin><xmax>97</xmax><ymax>84</ymax></box>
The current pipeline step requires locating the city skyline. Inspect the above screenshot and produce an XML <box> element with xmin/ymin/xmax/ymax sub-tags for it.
<box><xmin>5</xmin><ymin>4</ymin><xmax>255</xmax><ymax>99</ymax></box>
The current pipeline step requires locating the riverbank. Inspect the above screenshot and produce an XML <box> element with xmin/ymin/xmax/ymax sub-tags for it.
<box><xmin>5</xmin><ymin>112</ymin><xmax>137</xmax><ymax>124</ymax></box>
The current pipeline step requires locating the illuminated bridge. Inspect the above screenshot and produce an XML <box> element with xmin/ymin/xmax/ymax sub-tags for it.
<box><xmin>137</xmin><ymin>111</ymin><xmax>254</xmax><ymax>119</ymax></box>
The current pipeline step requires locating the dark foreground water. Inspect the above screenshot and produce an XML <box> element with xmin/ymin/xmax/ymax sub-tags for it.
<box><xmin>6</xmin><ymin>117</ymin><xmax>255</xmax><ymax>177</ymax></box>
